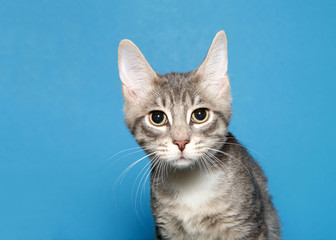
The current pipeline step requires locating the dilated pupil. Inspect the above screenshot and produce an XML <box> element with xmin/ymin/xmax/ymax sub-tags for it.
<box><xmin>194</xmin><ymin>109</ymin><xmax>207</xmax><ymax>120</ymax></box>
<box><xmin>151</xmin><ymin>111</ymin><xmax>165</xmax><ymax>124</ymax></box>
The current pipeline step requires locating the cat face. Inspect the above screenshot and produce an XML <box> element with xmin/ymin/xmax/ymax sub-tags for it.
<box><xmin>118</xmin><ymin>31</ymin><xmax>232</xmax><ymax>168</ymax></box>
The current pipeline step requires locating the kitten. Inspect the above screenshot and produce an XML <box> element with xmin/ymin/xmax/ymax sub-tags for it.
<box><xmin>117</xmin><ymin>31</ymin><xmax>280</xmax><ymax>240</ymax></box>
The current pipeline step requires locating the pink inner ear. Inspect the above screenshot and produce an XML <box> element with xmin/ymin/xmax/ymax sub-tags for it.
<box><xmin>122</xmin><ymin>84</ymin><xmax>138</xmax><ymax>104</ymax></box>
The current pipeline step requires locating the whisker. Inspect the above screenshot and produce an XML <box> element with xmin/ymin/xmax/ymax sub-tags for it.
<box><xmin>204</xmin><ymin>152</ymin><xmax>225</xmax><ymax>169</ymax></box>
<box><xmin>139</xmin><ymin>157</ymin><xmax>160</xmax><ymax>217</ymax></box>
<box><xmin>104</xmin><ymin>149</ymin><xmax>145</xmax><ymax>174</ymax></box>
<box><xmin>199</xmin><ymin>156</ymin><xmax>211</xmax><ymax>174</ymax></box>
<box><xmin>105</xmin><ymin>146</ymin><xmax>142</xmax><ymax>163</ymax></box>
<box><xmin>204</xmin><ymin>152</ymin><xmax>229</xmax><ymax>179</ymax></box>
<box><xmin>134</xmin><ymin>159</ymin><xmax>153</xmax><ymax>225</ymax></box>
<box><xmin>112</xmin><ymin>152</ymin><xmax>156</xmax><ymax>202</ymax></box>
<box><xmin>131</xmin><ymin>159</ymin><xmax>152</xmax><ymax>200</ymax></box>
<box><xmin>158</xmin><ymin>159</ymin><xmax>168</xmax><ymax>190</ymax></box>
<box><xmin>135</xmin><ymin>157</ymin><xmax>157</xmax><ymax>206</ymax></box>
<box><xmin>207</xmin><ymin>147</ymin><xmax>252</xmax><ymax>177</ymax></box>
<box><xmin>215</xmin><ymin>141</ymin><xmax>265</xmax><ymax>159</ymax></box>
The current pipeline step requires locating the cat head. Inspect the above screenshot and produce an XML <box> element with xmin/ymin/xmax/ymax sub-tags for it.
<box><xmin>118</xmin><ymin>31</ymin><xmax>231</xmax><ymax>169</ymax></box>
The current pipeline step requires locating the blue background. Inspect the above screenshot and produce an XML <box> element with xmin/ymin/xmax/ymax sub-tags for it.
<box><xmin>1</xmin><ymin>0</ymin><xmax>335</xmax><ymax>239</ymax></box>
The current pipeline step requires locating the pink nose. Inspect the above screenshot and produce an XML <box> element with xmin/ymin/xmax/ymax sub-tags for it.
<box><xmin>174</xmin><ymin>140</ymin><xmax>190</xmax><ymax>151</ymax></box>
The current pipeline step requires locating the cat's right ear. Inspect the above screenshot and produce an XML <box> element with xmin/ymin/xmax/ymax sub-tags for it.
<box><xmin>118</xmin><ymin>39</ymin><xmax>156</xmax><ymax>104</ymax></box>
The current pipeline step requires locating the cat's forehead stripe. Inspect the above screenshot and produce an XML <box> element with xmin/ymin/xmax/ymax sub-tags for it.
<box><xmin>154</xmin><ymin>98</ymin><xmax>162</xmax><ymax>108</ymax></box>
<box><xmin>167</xmin><ymin>90</ymin><xmax>174</xmax><ymax>105</ymax></box>
<box><xmin>181</xmin><ymin>90</ymin><xmax>187</xmax><ymax>103</ymax></box>
<box><xmin>161</xmin><ymin>96</ymin><xmax>166</xmax><ymax>108</ymax></box>
<box><xmin>193</xmin><ymin>95</ymin><xmax>202</xmax><ymax>106</ymax></box>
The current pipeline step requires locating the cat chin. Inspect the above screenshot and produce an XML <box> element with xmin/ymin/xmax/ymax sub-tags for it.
<box><xmin>168</xmin><ymin>157</ymin><xmax>195</xmax><ymax>169</ymax></box>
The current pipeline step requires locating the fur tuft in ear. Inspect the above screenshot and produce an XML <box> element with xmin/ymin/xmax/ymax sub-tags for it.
<box><xmin>196</xmin><ymin>30</ymin><xmax>230</xmax><ymax>99</ymax></box>
<box><xmin>118</xmin><ymin>39</ymin><xmax>156</xmax><ymax>104</ymax></box>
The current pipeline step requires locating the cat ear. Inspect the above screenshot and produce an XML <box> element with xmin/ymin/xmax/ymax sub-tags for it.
<box><xmin>118</xmin><ymin>39</ymin><xmax>157</xmax><ymax>103</ymax></box>
<box><xmin>195</xmin><ymin>30</ymin><xmax>230</xmax><ymax>99</ymax></box>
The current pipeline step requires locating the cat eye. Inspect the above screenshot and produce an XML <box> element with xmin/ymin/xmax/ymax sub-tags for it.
<box><xmin>149</xmin><ymin>111</ymin><xmax>168</xmax><ymax>126</ymax></box>
<box><xmin>191</xmin><ymin>108</ymin><xmax>209</xmax><ymax>124</ymax></box>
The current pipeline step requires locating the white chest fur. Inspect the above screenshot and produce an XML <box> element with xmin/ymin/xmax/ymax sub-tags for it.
<box><xmin>176</xmin><ymin>172</ymin><xmax>222</xmax><ymax>209</ymax></box>
<box><xmin>172</xmin><ymin>172</ymin><xmax>226</xmax><ymax>236</ymax></box>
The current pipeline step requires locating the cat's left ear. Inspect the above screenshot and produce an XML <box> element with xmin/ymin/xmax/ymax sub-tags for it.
<box><xmin>195</xmin><ymin>30</ymin><xmax>230</xmax><ymax>99</ymax></box>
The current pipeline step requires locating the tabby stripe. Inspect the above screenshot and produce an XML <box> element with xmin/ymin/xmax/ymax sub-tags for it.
<box><xmin>131</xmin><ymin>116</ymin><xmax>144</xmax><ymax>134</ymax></box>
<box><xmin>213</xmin><ymin>110</ymin><xmax>229</xmax><ymax>125</ymax></box>
<box><xmin>140</xmin><ymin>123</ymin><xmax>161</xmax><ymax>139</ymax></box>
<box><xmin>181</xmin><ymin>90</ymin><xmax>187</xmax><ymax>103</ymax></box>
<box><xmin>203</xmin><ymin>119</ymin><xmax>219</xmax><ymax>136</ymax></box>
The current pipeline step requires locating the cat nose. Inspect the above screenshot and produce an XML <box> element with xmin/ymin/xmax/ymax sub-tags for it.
<box><xmin>173</xmin><ymin>139</ymin><xmax>190</xmax><ymax>151</ymax></box>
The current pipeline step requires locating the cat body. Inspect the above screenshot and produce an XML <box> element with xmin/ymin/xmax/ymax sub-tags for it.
<box><xmin>151</xmin><ymin>133</ymin><xmax>279</xmax><ymax>240</ymax></box>
<box><xmin>118</xmin><ymin>31</ymin><xmax>280</xmax><ymax>239</ymax></box>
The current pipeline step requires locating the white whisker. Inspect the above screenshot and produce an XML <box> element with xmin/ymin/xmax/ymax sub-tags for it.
<box><xmin>104</xmin><ymin>149</ymin><xmax>145</xmax><ymax>174</ymax></box>
<box><xmin>105</xmin><ymin>146</ymin><xmax>142</xmax><ymax>162</ymax></box>
<box><xmin>139</xmin><ymin>157</ymin><xmax>160</xmax><ymax>217</ymax></box>
<box><xmin>112</xmin><ymin>152</ymin><xmax>156</xmax><ymax>203</ymax></box>
<box><xmin>216</xmin><ymin>141</ymin><xmax>265</xmax><ymax>159</ymax></box>
<box><xmin>207</xmin><ymin>147</ymin><xmax>252</xmax><ymax>177</ymax></box>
